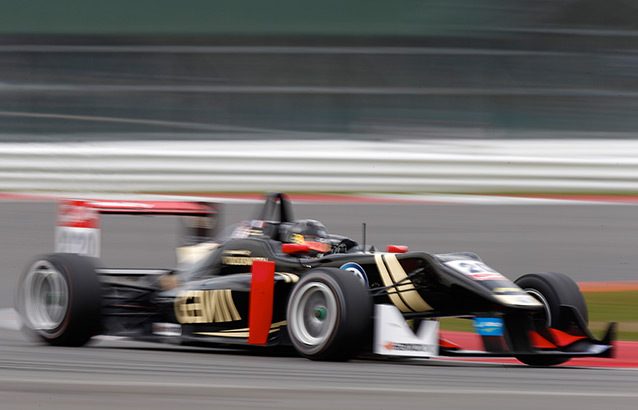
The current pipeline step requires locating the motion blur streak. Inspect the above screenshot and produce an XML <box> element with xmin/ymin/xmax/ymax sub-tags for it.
<box><xmin>3</xmin><ymin>1</ymin><xmax>638</xmax><ymax>408</ymax></box>
<box><xmin>2</xmin><ymin>2</ymin><xmax>638</xmax><ymax>140</ymax></box>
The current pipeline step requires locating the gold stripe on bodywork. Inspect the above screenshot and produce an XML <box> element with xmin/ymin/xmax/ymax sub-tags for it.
<box><xmin>223</xmin><ymin>289</ymin><xmax>242</xmax><ymax>321</ymax></box>
<box><xmin>383</xmin><ymin>254</ymin><xmax>433</xmax><ymax>312</ymax></box>
<box><xmin>195</xmin><ymin>321</ymin><xmax>287</xmax><ymax>338</ymax></box>
<box><xmin>215</xmin><ymin>290</ymin><xmax>231</xmax><ymax>322</ymax></box>
<box><xmin>374</xmin><ymin>253</ymin><xmax>412</xmax><ymax>313</ymax></box>
<box><xmin>276</xmin><ymin>272</ymin><xmax>300</xmax><ymax>283</ymax></box>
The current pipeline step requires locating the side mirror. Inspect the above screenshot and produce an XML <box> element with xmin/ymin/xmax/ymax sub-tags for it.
<box><xmin>282</xmin><ymin>243</ymin><xmax>310</xmax><ymax>254</ymax></box>
<box><xmin>387</xmin><ymin>245</ymin><xmax>408</xmax><ymax>253</ymax></box>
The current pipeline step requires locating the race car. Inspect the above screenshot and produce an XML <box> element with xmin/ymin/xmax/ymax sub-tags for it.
<box><xmin>16</xmin><ymin>193</ymin><xmax>615</xmax><ymax>365</ymax></box>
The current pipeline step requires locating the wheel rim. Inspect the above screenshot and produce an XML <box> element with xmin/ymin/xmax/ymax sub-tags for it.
<box><xmin>23</xmin><ymin>261</ymin><xmax>69</xmax><ymax>330</ymax></box>
<box><xmin>289</xmin><ymin>282</ymin><xmax>337</xmax><ymax>348</ymax></box>
<box><xmin>525</xmin><ymin>288</ymin><xmax>552</xmax><ymax>327</ymax></box>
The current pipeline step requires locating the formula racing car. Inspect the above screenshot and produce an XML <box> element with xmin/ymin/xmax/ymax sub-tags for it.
<box><xmin>16</xmin><ymin>193</ymin><xmax>615</xmax><ymax>365</ymax></box>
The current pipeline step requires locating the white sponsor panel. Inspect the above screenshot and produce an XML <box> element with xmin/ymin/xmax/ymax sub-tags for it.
<box><xmin>374</xmin><ymin>304</ymin><xmax>439</xmax><ymax>358</ymax></box>
<box><xmin>444</xmin><ymin>260</ymin><xmax>507</xmax><ymax>281</ymax></box>
<box><xmin>152</xmin><ymin>322</ymin><xmax>182</xmax><ymax>337</ymax></box>
<box><xmin>55</xmin><ymin>226</ymin><xmax>101</xmax><ymax>257</ymax></box>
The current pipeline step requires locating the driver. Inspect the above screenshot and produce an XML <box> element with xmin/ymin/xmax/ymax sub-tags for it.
<box><xmin>279</xmin><ymin>219</ymin><xmax>332</xmax><ymax>257</ymax></box>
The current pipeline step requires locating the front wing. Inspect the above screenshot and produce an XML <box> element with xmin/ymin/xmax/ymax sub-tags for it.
<box><xmin>373</xmin><ymin>304</ymin><xmax>615</xmax><ymax>361</ymax></box>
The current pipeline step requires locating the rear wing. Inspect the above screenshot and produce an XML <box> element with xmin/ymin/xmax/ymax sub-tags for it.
<box><xmin>55</xmin><ymin>199</ymin><xmax>221</xmax><ymax>258</ymax></box>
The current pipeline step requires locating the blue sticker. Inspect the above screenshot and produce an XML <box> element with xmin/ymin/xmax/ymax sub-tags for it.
<box><xmin>473</xmin><ymin>318</ymin><xmax>504</xmax><ymax>336</ymax></box>
<box><xmin>340</xmin><ymin>262</ymin><xmax>368</xmax><ymax>286</ymax></box>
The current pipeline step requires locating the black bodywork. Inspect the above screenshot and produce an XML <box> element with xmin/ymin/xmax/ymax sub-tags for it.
<box><xmin>95</xmin><ymin>193</ymin><xmax>614</xmax><ymax>361</ymax></box>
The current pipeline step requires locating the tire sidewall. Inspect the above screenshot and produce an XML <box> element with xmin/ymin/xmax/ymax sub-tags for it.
<box><xmin>515</xmin><ymin>272</ymin><xmax>588</xmax><ymax>329</ymax></box>
<box><xmin>287</xmin><ymin>271</ymin><xmax>344</xmax><ymax>357</ymax></box>
<box><xmin>286</xmin><ymin>268</ymin><xmax>372</xmax><ymax>360</ymax></box>
<box><xmin>16</xmin><ymin>253</ymin><xmax>102</xmax><ymax>346</ymax></box>
<box><xmin>512</xmin><ymin>272</ymin><xmax>589</xmax><ymax>366</ymax></box>
<box><xmin>515</xmin><ymin>275</ymin><xmax>561</xmax><ymax>329</ymax></box>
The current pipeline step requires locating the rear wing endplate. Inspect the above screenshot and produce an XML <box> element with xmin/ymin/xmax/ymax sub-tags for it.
<box><xmin>55</xmin><ymin>199</ymin><xmax>221</xmax><ymax>258</ymax></box>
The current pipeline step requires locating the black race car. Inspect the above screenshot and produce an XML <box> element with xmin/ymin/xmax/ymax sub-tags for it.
<box><xmin>16</xmin><ymin>193</ymin><xmax>615</xmax><ymax>365</ymax></box>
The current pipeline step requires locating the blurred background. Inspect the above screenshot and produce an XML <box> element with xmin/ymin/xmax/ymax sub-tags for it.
<box><xmin>2</xmin><ymin>0</ymin><xmax>638</xmax><ymax>142</ymax></box>
<box><xmin>1</xmin><ymin>6</ymin><xmax>637</xmax><ymax>405</ymax></box>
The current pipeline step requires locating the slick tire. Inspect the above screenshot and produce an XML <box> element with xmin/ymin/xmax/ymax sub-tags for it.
<box><xmin>16</xmin><ymin>253</ymin><xmax>102</xmax><ymax>347</ymax></box>
<box><xmin>513</xmin><ymin>272</ymin><xmax>588</xmax><ymax>366</ymax></box>
<box><xmin>286</xmin><ymin>268</ymin><xmax>372</xmax><ymax>361</ymax></box>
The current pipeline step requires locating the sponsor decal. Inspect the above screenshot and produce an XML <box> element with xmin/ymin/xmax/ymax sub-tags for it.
<box><xmin>221</xmin><ymin>250</ymin><xmax>268</xmax><ymax>266</ymax></box>
<box><xmin>230</xmin><ymin>225</ymin><xmax>264</xmax><ymax>238</ymax></box>
<box><xmin>382</xmin><ymin>341</ymin><xmax>433</xmax><ymax>353</ymax></box>
<box><xmin>174</xmin><ymin>289</ymin><xmax>241</xmax><ymax>324</ymax></box>
<box><xmin>250</xmin><ymin>220</ymin><xmax>265</xmax><ymax>229</ymax></box>
<box><xmin>152</xmin><ymin>322</ymin><xmax>182</xmax><ymax>337</ymax></box>
<box><xmin>339</xmin><ymin>262</ymin><xmax>368</xmax><ymax>286</ymax></box>
<box><xmin>224</xmin><ymin>250</ymin><xmax>251</xmax><ymax>255</ymax></box>
<box><xmin>473</xmin><ymin>317</ymin><xmax>504</xmax><ymax>336</ymax></box>
<box><xmin>374</xmin><ymin>304</ymin><xmax>439</xmax><ymax>357</ymax></box>
<box><xmin>55</xmin><ymin>226</ymin><xmax>101</xmax><ymax>257</ymax></box>
<box><xmin>444</xmin><ymin>260</ymin><xmax>507</xmax><ymax>281</ymax></box>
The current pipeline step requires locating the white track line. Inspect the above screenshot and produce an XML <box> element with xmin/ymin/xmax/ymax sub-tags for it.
<box><xmin>1</xmin><ymin>377</ymin><xmax>637</xmax><ymax>397</ymax></box>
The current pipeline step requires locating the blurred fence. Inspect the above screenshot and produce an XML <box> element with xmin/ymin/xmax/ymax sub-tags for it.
<box><xmin>4</xmin><ymin>37</ymin><xmax>638</xmax><ymax>140</ymax></box>
<box><xmin>0</xmin><ymin>1</ymin><xmax>589</xmax><ymax>37</ymax></box>
<box><xmin>1</xmin><ymin>139</ymin><xmax>637</xmax><ymax>193</ymax></box>
<box><xmin>3</xmin><ymin>2</ymin><xmax>638</xmax><ymax>140</ymax></box>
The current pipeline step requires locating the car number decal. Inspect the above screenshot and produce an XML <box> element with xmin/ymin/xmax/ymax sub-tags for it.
<box><xmin>444</xmin><ymin>260</ymin><xmax>507</xmax><ymax>281</ymax></box>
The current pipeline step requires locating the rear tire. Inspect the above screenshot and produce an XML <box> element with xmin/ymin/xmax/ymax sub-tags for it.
<box><xmin>286</xmin><ymin>268</ymin><xmax>372</xmax><ymax>361</ymax></box>
<box><xmin>513</xmin><ymin>272</ymin><xmax>587</xmax><ymax>366</ymax></box>
<box><xmin>16</xmin><ymin>253</ymin><xmax>102</xmax><ymax>346</ymax></box>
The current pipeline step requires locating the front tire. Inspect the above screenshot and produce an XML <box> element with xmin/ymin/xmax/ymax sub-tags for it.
<box><xmin>513</xmin><ymin>272</ymin><xmax>588</xmax><ymax>366</ymax></box>
<box><xmin>16</xmin><ymin>253</ymin><xmax>102</xmax><ymax>346</ymax></box>
<box><xmin>286</xmin><ymin>268</ymin><xmax>372</xmax><ymax>361</ymax></box>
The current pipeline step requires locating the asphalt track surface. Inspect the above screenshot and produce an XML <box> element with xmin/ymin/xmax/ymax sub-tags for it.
<box><xmin>2</xmin><ymin>199</ymin><xmax>638</xmax><ymax>409</ymax></box>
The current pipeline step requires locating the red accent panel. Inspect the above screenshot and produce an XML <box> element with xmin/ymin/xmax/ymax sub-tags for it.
<box><xmin>56</xmin><ymin>199</ymin><xmax>216</xmax><ymax>228</ymax></box>
<box><xmin>84</xmin><ymin>199</ymin><xmax>214</xmax><ymax>213</ymax></box>
<box><xmin>282</xmin><ymin>243</ymin><xmax>310</xmax><ymax>254</ymax></box>
<box><xmin>439</xmin><ymin>337</ymin><xmax>462</xmax><ymax>349</ymax></box>
<box><xmin>57</xmin><ymin>200</ymin><xmax>100</xmax><ymax>228</ymax></box>
<box><xmin>548</xmin><ymin>328</ymin><xmax>587</xmax><ymax>347</ymax></box>
<box><xmin>528</xmin><ymin>331</ymin><xmax>557</xmax><ymax>349</ymax></box>
<box><xmin>248</xmin><ymin>260</ymin><xmax>276</xmax><ymax>345</ymax></box>
<box><xmin>387</xmin><ymin>245</ymin><xmax>408</xmax><ymax>253</ymax></box>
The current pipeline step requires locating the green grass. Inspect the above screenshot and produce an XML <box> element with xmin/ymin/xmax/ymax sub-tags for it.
<box><xmin>439</xmin><ymin>290</ymin><xmax>638</xmax><ymax>341</ymax></box>
<box><xmin>585</xmin><ymin>291</ymin><xmax>638</xmax><ymax>341</ymax></box>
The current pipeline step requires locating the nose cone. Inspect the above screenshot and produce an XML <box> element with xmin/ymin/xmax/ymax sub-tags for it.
<box><xmin>493</xmin><ymin>293</ymin><xmax>543</xmax><ymax>308</ymax></box>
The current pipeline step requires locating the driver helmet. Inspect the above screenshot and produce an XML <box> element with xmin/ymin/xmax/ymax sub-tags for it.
<box><xmin>281</xmin><ymin>219</ymin><xmax>331</xmax><ymax>256</ymax></box>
